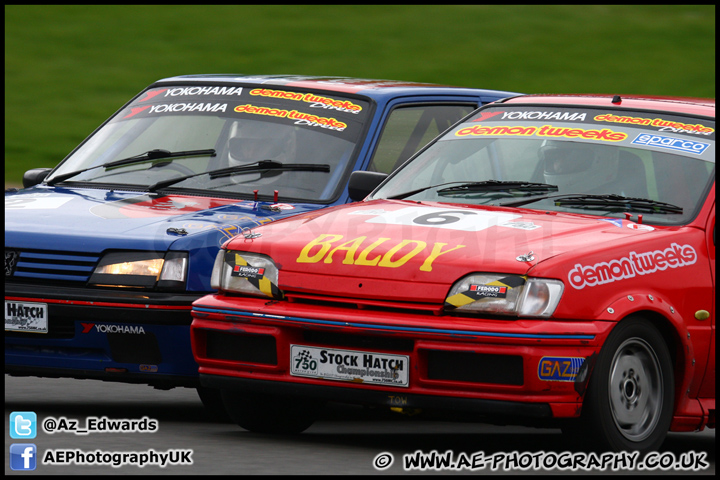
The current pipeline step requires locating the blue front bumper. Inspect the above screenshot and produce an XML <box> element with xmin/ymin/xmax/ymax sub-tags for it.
<box><xmin>5</xmin><ymin>283</ymin><xmax>202</xmax><ymax>388</ymax></box>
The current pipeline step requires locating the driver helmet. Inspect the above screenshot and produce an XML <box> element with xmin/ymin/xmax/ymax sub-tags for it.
<box><xmin>540</xmin><ymin>140</ymin><xmax>619</xmax><ymax>193</ymax></box>
<box><xmin>227</xmin><ymin>120</ymin><xmax>296</xmax><ymax>165</ymax></box>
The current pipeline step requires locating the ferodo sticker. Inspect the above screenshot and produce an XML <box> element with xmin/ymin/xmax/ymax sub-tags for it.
<box><xmin>232</xmin><ymin>264</ymin><xmax>265</xmax><ymax>279</ymax></box>
<box><xmin>470</xmin><ymin>284</ymin><xmax>507</xmax><ymax>298</ymax></box>
<box><xmin>538</xmin><ymin>357</ymin><xmax>585</xmax><ymax>381</ymax></box>
<box><xmin>568</xmin><ymin>243</ymin><xmax>697</xmax><ymax>289</ymax></box>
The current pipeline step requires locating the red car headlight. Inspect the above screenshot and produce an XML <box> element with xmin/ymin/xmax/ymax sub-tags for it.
<box><xmin>445</xmin><ymin>273</ymin><xmax>563</xmax><ymax>318</ymax></box>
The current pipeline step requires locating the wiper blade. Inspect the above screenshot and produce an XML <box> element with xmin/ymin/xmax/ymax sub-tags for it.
<box><xmin>437</xmin><ymin>180</ymin><xmax>558</xmax><ymax>195</ymax></box>
<box><xmin>46</xmin><ymin>148</ymin><xmax>216</xmax><ymax>186</ymax></box>
<box><xmin>501</xmin><ymin>193</ymin><xmax>683</xmax><ymax>214</ymax></box>
<box><xmin>146</xmin><ymin>159</ymin><xmax>330</xmax><ymax>192</ymax></box>
<box><xmin>388</xmin><ymin>180</ymin><xmax>558</xmax><ymax>200</ymax></box>
<box><xmin>207</xmin><ymin>159</ymin><xmax>330</xmax><ymax>179</ymax></box>
<box><xmin>553</xmin><ymin>194</ymin><xmax>684</xmax><ymax>214</ymax></box>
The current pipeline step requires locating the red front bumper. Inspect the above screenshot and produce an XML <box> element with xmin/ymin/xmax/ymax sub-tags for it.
<box><xmin>191</xmin><ymin>294</ymin><xmax>615</xmax><ymax>419</ymax></box>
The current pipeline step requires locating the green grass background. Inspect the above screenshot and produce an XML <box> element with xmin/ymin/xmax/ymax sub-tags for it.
<box><xmin>5</xmin><ymin>5</ymin><xmax>715</xmax><ymax>186</ymax></box>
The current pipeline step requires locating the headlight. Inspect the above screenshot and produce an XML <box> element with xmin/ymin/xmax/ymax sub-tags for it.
<box><xmin>211</xmin><ymin>250</ymin><xmax>281</xmax><ymax>298</ymax></box>
<box><xmin>89</xmin><ymin>251</ymin><xmax>188</xmax><ymax>290</ymax></box>
<box><xmin>445</xmin><ymin>273</ymin><xmax>563</xmax><ymax>318</ymax></box>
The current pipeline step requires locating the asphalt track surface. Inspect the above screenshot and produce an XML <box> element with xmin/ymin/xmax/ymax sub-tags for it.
<box><xmin>5</xmin><ymin>374</ymin><xmax>715</xmax><ymax>475</ymax></box>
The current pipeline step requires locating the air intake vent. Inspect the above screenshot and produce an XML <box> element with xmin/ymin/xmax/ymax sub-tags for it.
<box><xmin>424</xmin><ymin>350</ymin><xmax>524</xmax><ymax>385</ymax></box>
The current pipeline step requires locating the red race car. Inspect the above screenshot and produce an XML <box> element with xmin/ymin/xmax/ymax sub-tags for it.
<box><xmin>191</xmin><ymin>94</ymin><xmax>715</xmax><ymax>453</ymax></box>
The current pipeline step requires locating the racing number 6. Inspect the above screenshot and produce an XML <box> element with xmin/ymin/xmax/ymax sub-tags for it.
<box><xmin>413</xmin><ymin>210</ymin><xmax>477</xmax><ymax>226</ymax></box>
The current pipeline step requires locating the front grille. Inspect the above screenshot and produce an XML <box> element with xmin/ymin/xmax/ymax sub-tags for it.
<box><xmin>285</xmin><ymin>292</ymin><xmax>444</xmax><ymax>316</ymax></box>
<box><xmin>205</xmin><ymin>331</ymin><xmax>277</xmax><ymax>365</ymax></box>
<box><xmin>6</xmin><ymin>249</ymin><xmax>99</xmax><ymax>283</ymax></box>
<box><xmin>424</xmin><ymin>350</ymin><xmax>524</xmax><ymax>386</ymax></box>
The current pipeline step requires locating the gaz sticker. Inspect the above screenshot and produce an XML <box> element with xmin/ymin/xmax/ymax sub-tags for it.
<box><xmin>538</xmin><ymin>357</ymin><xmax>584</xmax><ymax>381</ymax></box>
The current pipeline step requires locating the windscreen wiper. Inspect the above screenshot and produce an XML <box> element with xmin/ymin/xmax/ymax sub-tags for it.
<box><xmin>501</xmin><ymin>193</ymin><xmax>683</xmax><ymax>214</ymax></box>
<box><xmin>552</xmin><ymin>194</ymin><xmax>684</xmax><ymax>214</ymax></box>
<box><xmin>146</xmin><ymin>159</ymin><xmax>330</xmax><ymax>192</ymax></box>
<box><xmin>437</xmin><ymin>180</ymin><xmax>558</xmax><ymax>195</ymax></box>
<box><xmin>46</xmin><ymin>149</ymin><xmax>216</xmax><ymax>186</ymax></box>
<box><xmin>387</xmin><ymin>180</ymin><xmax>557</xmax><ymax>200</ymax></box>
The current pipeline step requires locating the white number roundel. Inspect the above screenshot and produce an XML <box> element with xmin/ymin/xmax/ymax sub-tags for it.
<box><xmin>364</xmin><ymin>206</ymin><xmax>521</xmax><ymax>231</ymax></box>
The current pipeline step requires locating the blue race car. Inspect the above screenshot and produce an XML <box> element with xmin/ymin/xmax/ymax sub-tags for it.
<box><xmin>5</xmin><ymin>74</ymin><xmax>517</xmax><ymax>410</ymax></box>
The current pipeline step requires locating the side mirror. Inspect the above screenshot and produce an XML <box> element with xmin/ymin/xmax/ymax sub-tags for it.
<box><xmin>23</xmin><ymin>168</ymin><xmax>52</xmax><ymax>188</ymax></box>
<box><xmin>348</xmin><ymin>171</ymin><xmax>388</xmax><ymax>202</ymax></box>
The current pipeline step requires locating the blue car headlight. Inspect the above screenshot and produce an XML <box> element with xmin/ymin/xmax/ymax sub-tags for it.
<box><xmin>89</xmin><ymin>251</ymin><xmax>188</xmax><ymax>290</ymax></box>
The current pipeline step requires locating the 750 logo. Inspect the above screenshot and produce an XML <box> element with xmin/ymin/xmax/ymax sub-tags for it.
<box><xmin>293</xmin><ymin>350</ymin><xmax>318</xmax><ymax>372</ymax></box>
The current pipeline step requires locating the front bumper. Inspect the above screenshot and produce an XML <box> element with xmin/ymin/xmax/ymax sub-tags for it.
<box><xmin>5</xmin><ymin>282</ymin><xmax>204</xmax><ymax>388</ymax></box>
<box><xmin>191</xmin><ymin>295</ymin><xmax>615</xmax><ymax>419</ymax></box>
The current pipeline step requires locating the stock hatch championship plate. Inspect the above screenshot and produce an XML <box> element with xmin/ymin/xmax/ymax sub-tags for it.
<box><xmin>5</xmin><ymin>300</ymin><xmax>48</xmax><ymax>333</ymax></box>
<box><xmin>290</xmin><ymin>345</ymin><xmax>409</xmax><ymax>387</ymax></box>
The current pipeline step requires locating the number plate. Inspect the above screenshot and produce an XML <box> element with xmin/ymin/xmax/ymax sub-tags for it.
<box><xmin>5</xmin><ymin>300</ymin><xmax>49</xmax><ymax>333</ymax></box>
<box><xmin>290</xmin><ymin>345</ymin><xmax>409</xmax><ymax>387</ymax></box>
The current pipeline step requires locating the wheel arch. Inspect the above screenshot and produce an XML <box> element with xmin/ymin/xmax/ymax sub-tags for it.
<box><xmin>597</xmin><ymin>305</ymin><xmax>696</xmax><ymax>425</ymax></box>
<box><xmin>623</xmin><ymin>310</ymin><xmax>685</xmax><ymax>395</ymax></box>
<box><xmin>574</xmin><ymin>310</ymin><xmax>679</xmax><ymax>451</ymax></box>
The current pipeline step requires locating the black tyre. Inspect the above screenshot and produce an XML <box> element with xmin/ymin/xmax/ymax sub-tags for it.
<box><xmin>220</xmin><ymin>389</ymin><xmax>321</xmax><ymax>434</ymax></box>
<box><xmin>575</xmin><ymin>316</ymin><xmax>674</xmax><ymax>452</ymax></box>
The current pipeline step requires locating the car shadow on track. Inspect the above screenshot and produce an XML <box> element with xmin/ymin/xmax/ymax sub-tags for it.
<box><xmin>212</xmin><ymin>402</ymin><xmax>715</xmax><ymax>459</ymax></box>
